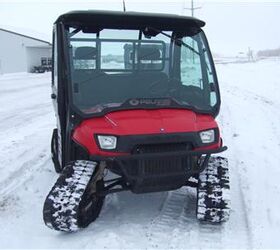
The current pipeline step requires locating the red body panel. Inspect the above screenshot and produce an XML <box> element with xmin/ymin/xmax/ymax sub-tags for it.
<box><xmin>72</xmin><ymin>109</ymin><xmax>221</xmax><ymax>156</ymax></box>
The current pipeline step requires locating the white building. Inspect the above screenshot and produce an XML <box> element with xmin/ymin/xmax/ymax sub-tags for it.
<box><xmin>0</xmin><ymin>28</ymin><xmax>52</xmax><ymax>74</ymax></box>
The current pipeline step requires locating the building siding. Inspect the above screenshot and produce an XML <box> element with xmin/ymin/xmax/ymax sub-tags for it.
<box><xmin>0</xmin><ymin>29</ymin><xmax>51</xmax><ymax>74</ymax></box>
<box><xmin>26</xmin><ymin>47</ymin><xmax>52</xmax><ymax>72</ymax></box>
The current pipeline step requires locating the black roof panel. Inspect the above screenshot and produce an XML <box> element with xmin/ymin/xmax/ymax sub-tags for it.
<box><xmin>55</xmin><ymin>10</ymin><xmax>205</xmax><ymax>30</ymax></box>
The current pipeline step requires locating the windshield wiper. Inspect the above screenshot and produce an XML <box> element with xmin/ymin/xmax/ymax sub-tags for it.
<box><xmin>148</xmin><ymin>28</ymin><xmax>211</xmax><ymax>71</ymax></box>
<box><xmin>146</xmin><ymin>27</ymin><xmax>201</xmax><ymax>56</ymax></box>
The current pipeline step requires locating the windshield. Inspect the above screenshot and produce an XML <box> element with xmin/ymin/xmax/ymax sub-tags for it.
<box><xmin>67</xmin><ymin>27</ymin><xmax>219</xmax><ymax>116</ymax></box>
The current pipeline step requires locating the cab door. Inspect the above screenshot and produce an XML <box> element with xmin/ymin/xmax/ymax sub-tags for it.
<box><xmin>51</xmin><ymin>24</ymin><xmax>67</xmax><ymax>170</ymax></box>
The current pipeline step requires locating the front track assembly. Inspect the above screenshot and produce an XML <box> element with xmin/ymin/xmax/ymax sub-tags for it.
<box><xmin>43</xmin><ymin>156</ymin><xmax>230</xmax><ymax>232</ymax></box>
<box><xmin>43</xmin><ymin>160</ymin><xmax>104</xmax><ymax>232</ymax></box>
<box><xmin>197</xmin><ymin>156</ymin><xmax>230</xmax><ymax>223</ymax></box>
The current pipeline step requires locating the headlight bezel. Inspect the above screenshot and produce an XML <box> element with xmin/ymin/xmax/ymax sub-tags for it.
<box><xmin>96</xmin><ymin>134</ymin><xmax>117</xmax><ymax>150</ymax></box>
<box><xmin>199</xmin><ymin>129</ymin><xmax>216</xmax><ymax>144</ymax></box>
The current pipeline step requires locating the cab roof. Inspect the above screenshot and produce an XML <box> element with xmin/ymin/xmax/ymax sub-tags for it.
<box><xmin>55</xmin><ymin>10</ymin><xmax>205</xmax><ymax>31</ymax></box>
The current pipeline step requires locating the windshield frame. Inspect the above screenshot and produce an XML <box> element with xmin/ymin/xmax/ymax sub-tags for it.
<box><xmin>63</xmin><ymin>25</ymin><xmax>221</xmax><ymax>119</ymax></box>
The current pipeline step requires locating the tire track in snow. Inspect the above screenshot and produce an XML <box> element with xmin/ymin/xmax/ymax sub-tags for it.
<box><xmin>0</xmin><ymin>73</ymin><xmax>50</xmax><ymax>83</ymax></box>
<box><xmin>0</xmin><ymin>80</ymin><xmax>49</xmax><ymax>96</ymax></box>
<box><xmin>145</xmin><ymin>187</ymin><xmax>226</xmax><ymax>249</ymax></box>
<box><xmin>0</xmin><ymin>151</ymin><xmax>50</xmax><ymax>201</ymax></box>
<box><xmin>226</xmin><ymin>85</ymin><xmax>280</xmax><ymax>109</ymax></box>
<box><xmin>145</xmin><ymin>188</ymin><xmax>192</xmax><ymax>249</ymax></box>
<box><xmin>0</xmin><ymin>74</ymin><xmax>54</xmax><ymax>210</ymax></box>
<box><xmin>232</xmin><ymin>157</ymin><xmax>253</xmax><ymax>248</ymax></box>
<box><xmin>196</xmin><ymin>223</ymin><xmax>224</xmax><ymax>249</ymax></box>
<box><xmin>167</xmin><ymin>189</ymin><xmax>223</xmax><ymax>249</ymax></box>
<box><xmin>221</xmin><ymin>82</ymin><xmax>280</xmax><ymax>247</ymax></box>
<box><xmin>0</xmin><ymin>103</ymin><xmax>51</xmax><ymax>131</ymax></box>
<box><xmin>167</xmin><ymin>189</ymin><xmax>197</xmax><ymax>249</ymax></box>
<box><xmin>218</xmin><ymin>95</ymin><xmax>253</xmax><ymax>248</ymax></box>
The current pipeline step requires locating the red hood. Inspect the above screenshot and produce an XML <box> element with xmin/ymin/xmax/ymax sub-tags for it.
<box><xmin>72</xmin><ymin>109</ymin><xmax>218</xmax><ymax>155</ymax></box>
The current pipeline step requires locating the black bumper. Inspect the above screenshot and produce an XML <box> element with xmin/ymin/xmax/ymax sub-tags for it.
<box><xmin>90</xmin><ymin>146</ymin><xmax>227</xmax><ymax>162</ymax></box>
<box><xmin>90</xmin><ymin>146</ymin><xmax>227</xmax><ymax>193</ymax></box>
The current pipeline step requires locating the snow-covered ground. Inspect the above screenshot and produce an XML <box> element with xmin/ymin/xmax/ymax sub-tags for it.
<box><xmin>0</xmin><ymin>59</ymin><xmax>279</xmax><ymax>249</ymax></box>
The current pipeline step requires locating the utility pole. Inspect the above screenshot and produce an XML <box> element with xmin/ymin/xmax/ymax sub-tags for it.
<box><xmin>122</xmin><ymin>0</ymin><xmax>126</xmax><ymax>12</ymax></box>
<box><xmin>184</xmin><ymin>0</ymin><xmax>202</xmax><ymax>17</ymax></box>
<box><xmin>183</xmin><ymin>0</ymin><xmax>202</xmax><ymax>63</ymax></box>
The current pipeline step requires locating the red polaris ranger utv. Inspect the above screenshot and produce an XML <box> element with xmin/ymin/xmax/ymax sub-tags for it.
<box><xmin>43</xmin><ymin>10</ymin><xmax>230</xmax><ymax>232</ymax></box>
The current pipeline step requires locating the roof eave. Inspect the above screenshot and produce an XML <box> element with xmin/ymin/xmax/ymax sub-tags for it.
<box><xmin>55</xmin><ymin>10</ymin><xmax>205</xmax><ymax>29</ymax></box>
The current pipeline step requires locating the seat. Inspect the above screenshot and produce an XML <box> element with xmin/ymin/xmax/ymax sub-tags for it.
<box><xmin>138</xmin><ymin>46</ymin><xmax>163</xmax><ymax>70</ymax></box>
<box><xmin>72</xmin><ymin>46</ymin><xmax>169</xmax><ymax>109</ymax></box>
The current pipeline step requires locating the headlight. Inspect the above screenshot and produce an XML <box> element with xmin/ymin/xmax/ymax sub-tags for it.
<box><xmin>199</xmin><ymin>129</ymin><xmax>215</xmax><ymax>144</ymax></box>
<box><xmin>97</xmin><ymin>135</ymin><xmax>117</xmax><ymax>150</ymax></box>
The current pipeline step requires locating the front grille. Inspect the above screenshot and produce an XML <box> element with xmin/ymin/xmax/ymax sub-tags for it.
<box><xmin>133</xmin><ymin>143</ymin><xmax>190</xmax><ymax>154</ymax></box>
<box><xmin>119</xmin><ymin>143</ymin><xmax>193</xmax><ymax>193</ymax></box>
<box><xmin>131</xmin><ymin>143</ymin><xmax>192</xmax><ymax>176</ymax></box>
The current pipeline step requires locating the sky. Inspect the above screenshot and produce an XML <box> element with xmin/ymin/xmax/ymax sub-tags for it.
<box><xmin>0</xmin><ymin>0</ymin><xmax>280</xmax><ymax>56</ymax></box>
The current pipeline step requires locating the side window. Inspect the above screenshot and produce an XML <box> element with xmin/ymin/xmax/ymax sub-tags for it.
<box><xmin>52</xmin><ymin>28</ymin><xmax>58</xmax><ymax>88</ymax></box>
<box><xmin>204</xmin><ymin>49</ymin><xmax>217</xmax><ymax>106</ymax></box>
<box><xmin>180</xmin><ymin>37</ymin><xmax>202</xmax><ymax>88</ymax></box>
<box><xmin>180</xmin><ymin>34</ymin><xmax>218</xmax><ymax>108</ymax></box>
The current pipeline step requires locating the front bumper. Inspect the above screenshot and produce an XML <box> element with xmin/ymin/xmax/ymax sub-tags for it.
<box><xmin>90</xmin><ymin>146</ymin><xmax>227</xmax><ymax>193</ymax></box>
<box><xmin>90</xmin><ymin>145</ymin><xmax>227</xmax><ymax>161</ymax></box>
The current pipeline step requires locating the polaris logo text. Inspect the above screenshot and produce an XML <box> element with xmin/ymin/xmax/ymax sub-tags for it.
<box><xmin>129</xmin><ymin>98</ymin><xmax>171</xmax><ymax>106</ymax></box>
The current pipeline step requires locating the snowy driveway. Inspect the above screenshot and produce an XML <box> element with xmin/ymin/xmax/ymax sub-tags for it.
<box><xmin>0</xmin><ymin>60</ymin><xmax>280</xmax><ymax>249</ymax></box>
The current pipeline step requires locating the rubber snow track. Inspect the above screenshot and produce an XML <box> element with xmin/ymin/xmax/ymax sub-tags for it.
<box><xmin>0</xmin><ymin>60</ymin><xmax>280</xmax><ymax>249</ymax></box>
<box><xmin>43</xmin><ymin>160</ymin><xmax>98</xmax><ymax>232</ymax></box>
<box><xmin>197</xmin><ymin>157</ymin><xmax>230</xmax><ymax>223</ymax></box>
